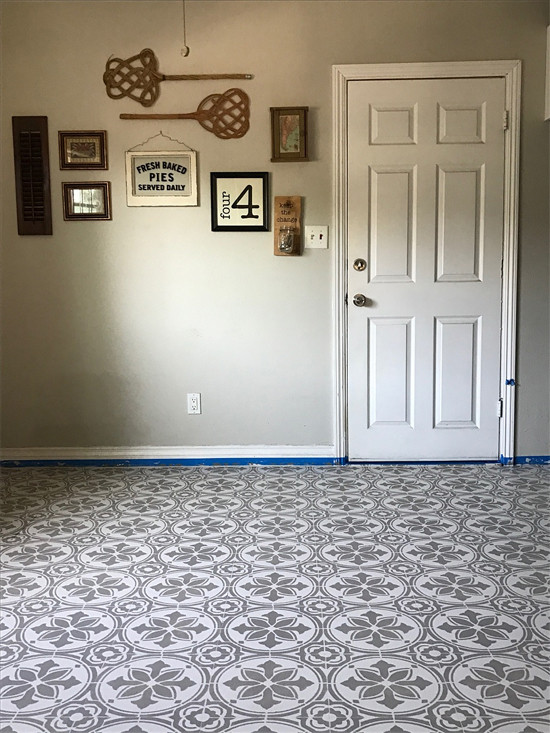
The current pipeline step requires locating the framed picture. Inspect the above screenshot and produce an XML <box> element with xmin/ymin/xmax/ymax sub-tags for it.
<box><xmin>270</xmin><ymin>107</ymin><xmax>309</xmax><ymax>162</ymax></box>
<box><xmin>210</xmin><ymin>172</ymin><xmax>269</xmax><ymax>231</ymax></box>
<box><xmin>58</xmin><ymin>130</ymin><xmax>108</xmax><ymax>170</ymax></box>
<box><xmin>125</xmin><ymin>150</ymin><xmax>198</xmax><ymax>206</ymax></box>
<box><xmin>62</xmin><ymin>182</ymin><xmax>111</xmax><ymax>221</ymax></box>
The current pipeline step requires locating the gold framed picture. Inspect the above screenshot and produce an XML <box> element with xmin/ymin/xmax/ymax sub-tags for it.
<box><xmin>58</xmin><ymin>130</ymin><xmax>108</xmax><ymax>170</ymax></box>
<box><xmin>62</xmin><ymin>182</ymin><xmax>111</xmax><ymax>221</ymax></box>
<box><xmin>270</xmin><ymin>107</ymin><xmax>309</xmax><ymax>162</ymax></box>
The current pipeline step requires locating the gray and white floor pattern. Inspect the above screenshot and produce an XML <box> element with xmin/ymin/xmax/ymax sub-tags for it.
<box><xmin>0</xmin><ymin>464</ymin><xmax>549</xmax><ymax>733</ymax></box>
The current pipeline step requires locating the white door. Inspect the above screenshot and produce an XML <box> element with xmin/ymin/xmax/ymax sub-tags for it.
<box><xmin>347</xmin><ymin>77</ymin><xmax>506</xmax><ymax>461</ymax></box>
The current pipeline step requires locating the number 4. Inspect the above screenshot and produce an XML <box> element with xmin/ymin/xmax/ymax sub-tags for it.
<box><xmin>232</xmin><ymin>184</ymin><xmax>260</xmax><ymax>219</ymax></box>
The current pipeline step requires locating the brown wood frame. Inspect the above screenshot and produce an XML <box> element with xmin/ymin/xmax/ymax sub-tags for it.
<box><xmin>270</xmin><ymin>107</ymin><xmax>309</xmax><ymax>162</ymax></box>
<box><xmin>62</xmin><ymin>182</ymin><xmax>112</xmax><ymax>221</ymax></box>
<box><xmin>59</xmin><ymin>130</ymin><xmax>108</xmax><ymax>170</ymax></box>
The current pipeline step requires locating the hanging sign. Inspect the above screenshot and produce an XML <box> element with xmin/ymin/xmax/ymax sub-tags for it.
<box><xmin>125</xmin><ymin>150</ymin><xmax>198</xmax><ymax>206</ymax></box>
<box><xmin>274</xmin><ymin>195</ymin><xmax>302</xmax><ymax>256</ymax></box>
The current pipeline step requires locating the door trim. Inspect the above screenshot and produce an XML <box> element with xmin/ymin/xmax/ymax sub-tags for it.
<box><xmin>332</xmin><ymin>60</ymin><xmax>522</xmax><ymax>462</ymax></box>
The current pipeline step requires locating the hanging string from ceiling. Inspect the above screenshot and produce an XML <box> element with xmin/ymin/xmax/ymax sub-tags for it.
<box><xmin>181</xmin><ymin>0</ymin><xmax>190</xmax><ymax>57</ymax></box>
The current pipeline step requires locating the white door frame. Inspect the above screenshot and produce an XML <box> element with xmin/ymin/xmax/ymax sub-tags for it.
<box><xmin>332</xmin><ymin>60</ymin><xmax>522</xmax><ymax>463</ymax></box>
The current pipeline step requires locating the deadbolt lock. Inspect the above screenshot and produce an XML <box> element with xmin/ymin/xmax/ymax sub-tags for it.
<box><xmin>353</xmin><ymin>258</ymin><xmax>367</xmax><ymax>272</ymax></box>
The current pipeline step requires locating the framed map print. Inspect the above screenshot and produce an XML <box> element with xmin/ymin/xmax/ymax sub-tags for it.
<box><xmin>270</xmin><ymin>107</ymin><xmax>309</xmax><ymax>162</ymax></box>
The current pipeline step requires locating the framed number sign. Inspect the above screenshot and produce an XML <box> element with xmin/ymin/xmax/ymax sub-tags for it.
<box><xmin>210</xmin><ymin>172</ymin><xmax>269</xmax><ymax>232</ymax></box>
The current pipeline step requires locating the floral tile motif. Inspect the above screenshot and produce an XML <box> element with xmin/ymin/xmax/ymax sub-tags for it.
<box><xmin>430</xmin><ymin>608</ymin><xmax>525</xmax><ymax>650</ymax></box>
<box><xmin>233</xmin><ymin>570</ymin><xmax>315</xmax><ymax>604</ymax></box>
<box><xmin>124</xmin><ymin>608</ymin><xmax>216</xmax><ymax>651</ymax></box>
<box><xmin>98</xmin><ymin>657</ymin><xmax>204</xmax><ymax>712</ymax></box>
<box><xmin>1</xmin><ymin>656</ymin><xmax>91</xmax><ymax>713</ymax></box>
<box><xmin>142</xmin><ymin>571</ymin><xmax>226</xmax><ymax>605</ymax></box>
<box><xmin>0</xmin><ymin>463</ymin><xmax>549</xmax><ymax>731</ymax></box>
<box><xmin>334</xmin><ymin>656</ymin><xmax>442</xmax><ymax>713</ymax></box>
<box><xmin>413</xmin><ymin>569</ymin><xmax>500</xmax><ymax>604</ymax></box>
<box><xmin>451</xmin><ymin>656</ymin><xmax>550</xmax><ymax>714</ymax></box>
<box><xmin>323</xmin><ymin>569</ymin><xmax>407</xmax><ymax>604</ymax></box>
<box><xmin>226</xmin><ymin>608</ymin><xmax>317</xmax><ymax>651</ymax></box>
<box><xmin>23</xmin><ymin>609</ymin><xmax>117</xmax><ymax>651</ymax></box>
<box><xmin>328</xmin><ymin>608</ymin><xmax>422</xmax><ymax>651</ymax></box>
<box><xmin>217</xmin><ymin>657</ymin><xmax>321</xmax><ymax>714</ymax></box>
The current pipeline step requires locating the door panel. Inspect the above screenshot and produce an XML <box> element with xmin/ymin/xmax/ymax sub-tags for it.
<box><xmin>369</xmin><ymin>166</ymin><xmax>416</xmax><ymax>282</ymax></box>
<box><xmin>434</xmin><ymin>316</ymin><xmax>480</xmax><ymax>428</ymax></box>
<box><xmin>368</xmin><ymin>317</ymin><xmax>414</xmax><ymax>427</ymax></box>
<box><xmin>436</xmin><ymin>165</ymin><xmax>484</xmax><ymax>281</ymax></box>
<box><xmin>347</xmin><ymin>77</ymin><xmax>505</xmax><ymax>461</ymax></box>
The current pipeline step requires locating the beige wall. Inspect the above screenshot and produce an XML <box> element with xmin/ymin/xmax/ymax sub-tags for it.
<box><xmin>1</xmin><ymin>0</ymin><xmax>549</xmax><ymax>456</ymax></box>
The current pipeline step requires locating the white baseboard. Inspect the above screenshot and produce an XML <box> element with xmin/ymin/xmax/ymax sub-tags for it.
<box><xmin>0</xmin><ymin>445</ymin><xmax>338</xmax><ymax>464</ymax></box>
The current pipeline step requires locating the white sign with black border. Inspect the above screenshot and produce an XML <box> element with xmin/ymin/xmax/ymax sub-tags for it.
<box><xmin>210</xmin><ymin>172</ymin><xmax>269</xmax><ymax>231</ymax></box>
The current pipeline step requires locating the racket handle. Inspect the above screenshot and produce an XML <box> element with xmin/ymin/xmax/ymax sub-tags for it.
<box><xmin>120</xmin><ymin>113</ymin><xmax>196</xmax><ymax>120</ymax></box>
<box><xmin>162</xmin><ymin>73</ymin><xmax>253</xmax><ymax>81</ymax></box>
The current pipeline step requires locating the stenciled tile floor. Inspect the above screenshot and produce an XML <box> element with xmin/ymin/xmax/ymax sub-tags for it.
<box><xmin>0</xmin><ymin>464</ymin><xmax>549</xmax><ymax>733</ymax></box>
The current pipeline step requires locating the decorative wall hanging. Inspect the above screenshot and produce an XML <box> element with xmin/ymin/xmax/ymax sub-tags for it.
<box><xmin>12</xmin><ymin>116</ymin><xmax>52</xmax><ymax>235</ymax></box>
<box><xmin>270</xmin><ymin>107</ymin><xmax>309</xmax><ymax>162</ymax></box>
<box><xmin>210</xmin><ymin>172</ymin><xmax>269</xmax><ymax>232</ymax></box>
<box><xmin>62</xmin><ymin>182</ymin><xmax>111</xmax><ymax>221</ymax></box>
<box><xmin>273</xmin><ymin>196</ymin><xmax>302</xmax><ymax>256</ymax></box>
<box><xmin>125</xmin><ymin>131</ymin><xmax>198</xmax><ymax>207</ymax></box>
<box><xmin>103</xmin><ymin>48</ymin><xmax>253</xmax><ymax>107</ymax></box>
<box><xmin>58</xmin><ymin>130</ymin><xmax>108</xmax><ymax>170</ymax></box>
<box><xmin>120</xmin><ymin>88</ymin><xmax>250</xmax><ymax>140</ymax></box>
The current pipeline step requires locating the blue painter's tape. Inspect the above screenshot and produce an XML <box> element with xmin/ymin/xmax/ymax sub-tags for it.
<box><xmin>0</xmin><ymin>456</ymin><xmax>341</xmax><ymax>468</ymax></box>
<box><xmin>514</xmin><ymin>455</ymin><xmax>550</xmax><ymax>465</ymax></box>
<box><xmin>2</xmin><ymin>455</ymin><xmax>547</xmax><ymax>468</ymax></box>
<box><xmin>350</xmin><ymin>459</ymin><xmax>500</xmax><ymax>466</ymax></box>
<box><xmin>505</xmin><ymin>379</ymin><xmax>516</xmax><ymax>386</ymax></box>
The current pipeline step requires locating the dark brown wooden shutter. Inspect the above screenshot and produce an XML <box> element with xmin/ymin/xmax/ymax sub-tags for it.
<box><xmin>12</xmin><ymin>116</ymin><xmax>52</xmax><ymax>235</ymax></box>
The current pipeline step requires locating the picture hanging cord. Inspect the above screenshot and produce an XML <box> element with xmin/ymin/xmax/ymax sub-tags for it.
<box><xmin>181</xmin><ymin>0</ymin><xmax>190</xmax><ymax>57</ymax></box>
<box><xmin>128</xmin><ymin>131</ymin><xmax>195</xmax><ymax>151</ymax></box>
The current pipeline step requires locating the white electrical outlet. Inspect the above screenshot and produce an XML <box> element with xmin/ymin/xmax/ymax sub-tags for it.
<box><xmin>187</xmin><ymin>393</ymin><xmax>201</xmax><ymax>414</ymax></box>
<box><xmin>304</xmin><ymin>225</ymin><xmax>328</xmax><ymax>249</ymax></box>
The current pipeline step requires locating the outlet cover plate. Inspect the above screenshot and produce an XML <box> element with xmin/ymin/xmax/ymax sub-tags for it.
<box><xmin>187</xmin><ymin>393</ymin><xmax>201</xmax><ymax>414</ymax></box>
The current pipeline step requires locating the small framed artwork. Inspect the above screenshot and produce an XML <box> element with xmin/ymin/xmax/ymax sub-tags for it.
<box><xmin>270</xmin><ymin>107</ymin><xmax>309</xmax><ymax>162</ymax></box>
<box><xmin>211</xmin><ymin>172</ymin><xmax>269</xmax><ymax>231</ymax></box>
<box><xmin>58</xmin><ymin>130</ymin><xmax>108</xmax><ymax>170</ymax></box>
<box><xmin>62</xmin><ymin>182</ymin><xmax>112</xmax><ymax>221</ymax></box>
<box><xmin>125</xmin><ymin>150</ymin><xmax>198</xmax><ymax>206</ymax></box>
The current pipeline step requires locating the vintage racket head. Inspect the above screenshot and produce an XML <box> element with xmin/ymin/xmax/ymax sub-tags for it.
<box><xmin>196</xmin><ymin>88</ymin><xmax>250</xmax><ymax>139</ymax></box>
<box><xmin>103</xmin><ymin>48</ymin><xmax>161</xmax><ymax>107</ymax></box>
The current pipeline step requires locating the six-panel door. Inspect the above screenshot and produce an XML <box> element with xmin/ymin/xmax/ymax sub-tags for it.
<box><xmin>347</xmin><ymin>78</ymin><xmax>506</xmax><ymax>461</ymax></box>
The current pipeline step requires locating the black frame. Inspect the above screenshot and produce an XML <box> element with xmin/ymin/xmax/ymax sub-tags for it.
<box><xmin>210</xmin><ymin>172</ymin><xmax>269</xmax><ymax>232</ymax></box>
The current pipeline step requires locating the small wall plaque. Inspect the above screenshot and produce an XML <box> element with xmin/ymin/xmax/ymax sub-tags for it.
<box><xmin>274</xmin><ymin>196</ymin><xmax>302</xmax><ymax>256</ymax></box>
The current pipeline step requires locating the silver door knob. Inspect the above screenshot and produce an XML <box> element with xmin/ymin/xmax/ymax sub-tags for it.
<box><xmin>353</xmin><ymin>293</ymin><xmax>367</xmax><ymax>307</ymax></box>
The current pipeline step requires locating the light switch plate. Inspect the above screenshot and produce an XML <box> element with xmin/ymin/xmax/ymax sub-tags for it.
<box><xmin>305</xmin><ymin>225</ymin><xmax>328</xmax><ymax>249</ymax></box>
